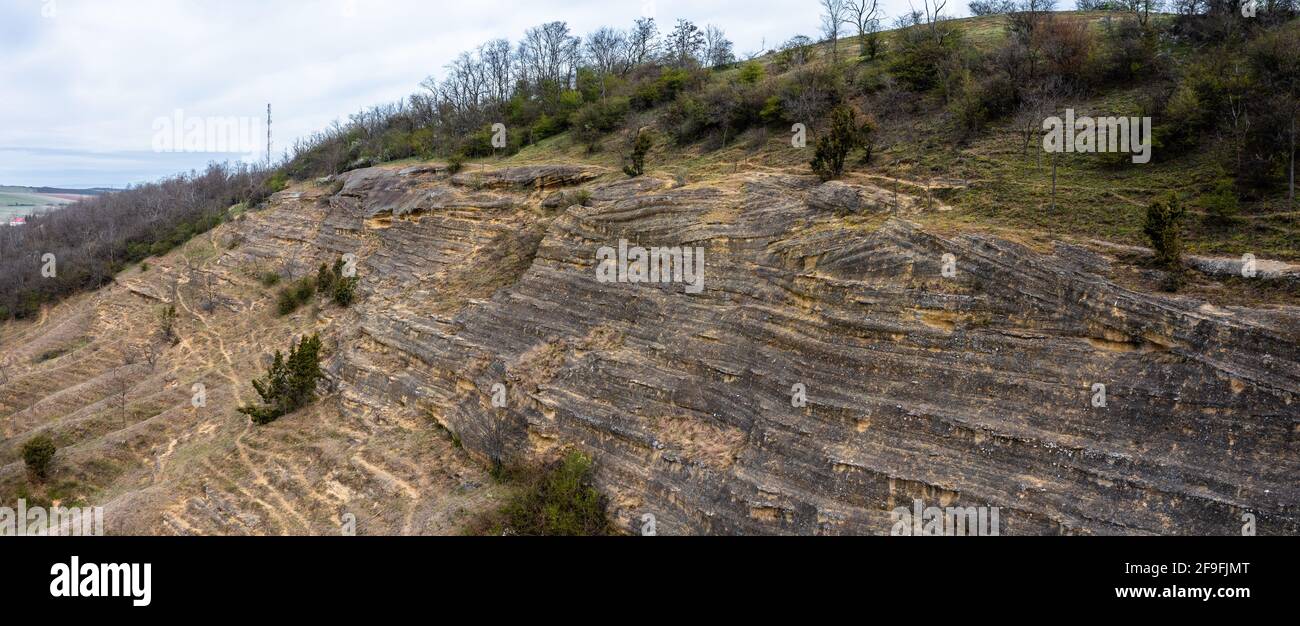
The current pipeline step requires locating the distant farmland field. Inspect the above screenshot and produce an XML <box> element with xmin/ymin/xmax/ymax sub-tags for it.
<box><xmin>0</xmin><ymin>188</ymin><xmax>95</xmax><ymax>222</ymax></box>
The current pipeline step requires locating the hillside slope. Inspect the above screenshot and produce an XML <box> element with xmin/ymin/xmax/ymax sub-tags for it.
<box><xmin>2</xmin><ymin>163</ymin><xmax>1296</xmax><ymax>535</ymax></box>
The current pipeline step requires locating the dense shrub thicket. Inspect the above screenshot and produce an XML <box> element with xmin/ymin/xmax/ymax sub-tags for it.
<box><xmin>317</xmin><ymin>257</ymin><xmax>360</xmax><ymax>307</ymax></box>
<box><xmin>273</xmin><ymin>256</ymin><xmax>360</xmax><ymax>316</ymax></box>
<box><xmin>468</xmin><ymin>451</ymin><xmax>615</xmax><ymax>536</ymax></box>
<box><xmin>280</xmin><ymin>18</ymin><xmax>738</xmax><ymax>180</ymax></box>
<box><xmin>275</xmin><ymin>3</ymin><xmax>1299</xmax><ymax>203</ymax></box>
<box><xmin>867</xmin><ymin>2</ymin><xmax>1300</xmax><ymax>216</ymax></box>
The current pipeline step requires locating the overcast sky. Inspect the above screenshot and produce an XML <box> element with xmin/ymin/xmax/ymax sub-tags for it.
<box><xmin>2</xmin><ymin>0</ymin><xmax>953</xmax><ymax>188</ymax></box>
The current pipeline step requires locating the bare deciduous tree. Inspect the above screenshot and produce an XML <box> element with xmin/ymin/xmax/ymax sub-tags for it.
<box><xmin>666</xmin><ymin>19</ymin><xmax>706</xmax><ymax>68</ymax></box>
<box><xmin>704</xmin><ymin>25</ymin><xmax>736</xmax><ymax>68</ymax></box>
<box><xmin>480</xmin><ymin>38</ymin><xmax>515</xmax><ymax>108</ymax></box>
<box><xmin>111</xmin><ymin>354</ymin><xmax>138</xmax><ymax>429</ymax></box>
<box><xmin>820</xmin><ymin>0</ymin><xmax>848</xmax><ymax>63</ymax></box>
<box><xmin>142</xmin><ymin>340</ymin><xmax>162</xmax><ymax>372</ymax></box>
<box><xmin>518</xmin><ymin>21</ymin><xmax>582</xmax><ymax>92</ymax></box>
<box><xmin>781</xmin><ymin>35</ymin><xmax>816</xmax><ymax>68</ymax></box>
<box><xmin>1024</xmin><ymin>78</ymin><xmax>1072</xmax><ymax>212</ymax></box>
<box><xmin>919</xmin><ymin>0</ymin><xmax>951</xmax><ymax>44</ymax></box>
<box><xmin>627</xmin><ymin>17</ymin><xmax>660</xmax><ymax>66</ymax></box>
<box><xmin>969</xmin><ymin>0</ymin><xmax>1018</xmax><ymax>14</ymax></box>
<box><xmin>1123</xmin><ymin>0</ymin><xmax>1161</xmax><ymax>28</ymax></box>
<box><xmin>585</xmin><ymin>27</ymin><xmax>629</xmax><ymax>78</ymax></box>
<box><xmin>844</xmin><ymin>0</ymin><xmax>882</xmax><ymax>59</ymax></box>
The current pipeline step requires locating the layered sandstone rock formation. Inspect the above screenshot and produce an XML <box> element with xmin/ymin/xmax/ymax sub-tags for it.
<box><xmin>2</xmin><ymin>163</ymin><xmax>1296</xmax><ymax>535</ymax></box>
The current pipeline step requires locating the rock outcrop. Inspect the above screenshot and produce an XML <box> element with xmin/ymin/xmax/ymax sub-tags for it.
<box><xmin>322</xmin><ymin>165</ymin><xmax>1300</xmax><ymax>535</ymax></box>
<box><xmin>2</xmin><ymin>163</ymin><xmax>1296</xmax><ymax>535</ymax></box>
<box><xmin>807</xmin><ymin>180</ymin><xmax>891</xmax><ymax>215</ymax></box>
